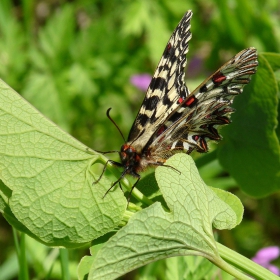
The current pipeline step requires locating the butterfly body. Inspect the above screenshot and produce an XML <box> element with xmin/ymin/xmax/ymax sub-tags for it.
<box><xmin>120</xmin><ymin>143</ymin><xmax>166</xmax><ymax>176</ymax></box>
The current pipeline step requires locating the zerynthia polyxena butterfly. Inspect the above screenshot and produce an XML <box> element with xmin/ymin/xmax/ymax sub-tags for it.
<box><xmin>95</xmin><ymin>10</ymin><xmax>258</xmax><ymax>197</ymax></box>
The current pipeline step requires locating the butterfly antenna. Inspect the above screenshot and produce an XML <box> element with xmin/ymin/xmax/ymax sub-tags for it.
<box><xmin>106</xmin><ymin>108</ymin><xmax>126</xmax><ymax>142</ymax></box>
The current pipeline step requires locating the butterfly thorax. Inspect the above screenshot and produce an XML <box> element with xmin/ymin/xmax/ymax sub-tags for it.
<box><xmin>120</xmin><ymin>144</ymin><xmax>165</xmax><ymax>176</ymax></box>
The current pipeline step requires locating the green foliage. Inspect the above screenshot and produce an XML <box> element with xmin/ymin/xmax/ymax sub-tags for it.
<box><xmin>218</xmin><ymin>54</ymin><xmax>280</xmax><ymax>196</ymax></box>
<box><xmin>87</xmin><ymin>154</ymin><xmax>243</xmax><ymax>279</ymax></box>
<box><xmin>0</xmin><ymin>79</ymin><xmax>126</xmax><ymax>246</ymax></box>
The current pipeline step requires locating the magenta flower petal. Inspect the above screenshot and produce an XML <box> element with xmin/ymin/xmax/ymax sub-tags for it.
<box><xmin>252</xmin><ymin>246</ymin><xmax>280</xmax><ymax>275</ymax></box>
<box><xmin>130</xmin><ymin>74</ymin><xmax>152</xmax><ymax>91</ymax></box>
<box><xmin>251</xmin><ymin>257</ymin><xmax>267</xmax><ymax>266</ymax></box>
<box><xmin>254</xmin><ymin>246</ymin><xmax>280</xmax><ymax>262</ymax></box>
<box><xmin>267</xmin><ymin>264</ymin><xmax>280</xmax><ymax>276</ymax></box>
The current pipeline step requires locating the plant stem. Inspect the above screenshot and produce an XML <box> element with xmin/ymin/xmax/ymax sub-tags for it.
<box><xmin>214</xmin><ymin>255</ymin><xmax>253</xmax><ymax>280</ymax></box>
<box><xmin>13</xmin><ymin>229</ymin><xmax>29</xmax><ymax>280</ymax></box>
<box><xmin>217</xmin><ymin>242</ymin><xmax>279</xmax><ymax>280</ymax></box>
<box><xmin>59</xmin><ymin>248</ymin><xmax>70</xmax><ymax>280</ymax></box>
<box><xmin>131</xmin><ymin>186</ymin><xmax>153</xmax><ymax>206</ymax></box>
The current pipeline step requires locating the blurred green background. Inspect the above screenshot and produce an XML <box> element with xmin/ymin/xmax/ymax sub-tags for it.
<box><xmin>0</xmin><ymin>0</ymin><xmax>279</xmax><ymax>279</ymax></box>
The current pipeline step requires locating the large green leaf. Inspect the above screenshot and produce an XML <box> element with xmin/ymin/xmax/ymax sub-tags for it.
<box><xmin>262</xmin><ymin>52</ymin><xmax>280</xmax><ymax>72</ymax></box>
<box><xmin>0</xmin><ymin>79</ymin><xmax>126</xmax><ymax>247</ymax></box>
<box><xmin>218</xmin><ymin>54</ymin><xmax>280</xmax><ymax>196</ymax></box>
<box><xmin>88</xmin><ymin>154</ymin><xmax>243</xmax><ymax>279</ymax></box>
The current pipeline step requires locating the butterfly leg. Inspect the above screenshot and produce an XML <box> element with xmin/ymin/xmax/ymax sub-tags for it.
<box><xmin>127</xmin><ymin>174</ymin><xmax>141</xmax><ymax>204</ymax></box>
<box><xmin>103</xmin><ymin>169</ymin><xmax>141</xmax><ymax>203</ymax></box>
<box><xmin>118</xmin><ymin>182</ymin><xmax>124</xmax><ymax>193</ymax></box>
<box><xmin>102</xmin><ymin>169</ymin><xmax>129</xmax><ymax>198</ymax></box>
<box><xmin>153</xmin><ymin>162</ymin><xmax>181</xmax><ymax>175</ymax></box>
<box><xmin>93</xmin><ymin>159</ymin><xmax>123</xmax><ymax>185</ymax></box>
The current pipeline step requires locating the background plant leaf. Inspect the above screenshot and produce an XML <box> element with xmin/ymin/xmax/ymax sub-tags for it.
<box><xmin>0</xmin><ymin>79</ymin><xmax>126</xmax><ymax>247</ymax></box>
<box><xmin>88</xmin><ymin>154</ymin><xmax>242</xmax><ymax>279</ymax></box>
<box><xmin>218</xmin><ymin>54</ymin><xmax>280</xmax><ymax>197</ymax></box>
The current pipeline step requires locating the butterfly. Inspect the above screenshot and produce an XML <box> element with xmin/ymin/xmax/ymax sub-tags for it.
<box><xmin>96</xmin><ymin>10</ymin><xmax>258</xmax><ymax>197</ymax></box>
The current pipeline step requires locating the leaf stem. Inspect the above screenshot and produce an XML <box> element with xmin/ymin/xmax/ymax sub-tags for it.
<box><xmin>217</xmin><ymin>242</ymin><xmax>279</xmax><ymax>280</ymax></box>
<box><xmin>130</xmin><ymin>186</ymin><xmax>154</xmax><ymax>206</ymax></box>
<box><xmin>13</xmin><ymin>229</ymin><xmax>29</xmax><ymax>280</ymax></box>
<box><xmin>214</xmin><ymin>255</ymin><xmax>253</xmax><ymax>280</ymax></box>
<box><xmin>59</xmin><ymin>248</ymin><xmax>70</xmax><ymax>280</ymax></box>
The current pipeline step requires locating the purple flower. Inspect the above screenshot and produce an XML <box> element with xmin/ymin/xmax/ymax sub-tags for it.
<box><xmin>187</xmin><ymin>56</ymin><xmax>203</xmax><ymax>78</ymax></box>
<box><xmin>252</xmin><ymin>246</ymin><xmax>280</xmax><ymax>275</ymax></box>
<box><xmin>130</xmin><ymin>74</ymin><xmax>152</xmax><ymax>91</ymax></box>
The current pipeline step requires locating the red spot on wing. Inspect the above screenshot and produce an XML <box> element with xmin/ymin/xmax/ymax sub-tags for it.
<box><xmin>158</xmin><ymin>136</ymin><xmax>165</xmax><ymax>143</ymax></box>
<box><xmin>178</xmin><ymin>97</ymin><xmax>184</xmax><ymax>104</ymax></box>
<box><xmin>186</xmin><ymin>112</ymin><xmax>194</xmax><ymax>121</ymax></box>
<box><xmin>167</xmin><ymin>43</ymin><xmax>172</xmax><ymax>51</ymax></box>
<box><xmin>200</xmin><ymin>138</ymin><xmax>208</xmax><ymax>152</ymax></box>
<box><xmin>216</xmin><ymin>116</ymin><xmax>231</xmax><ymax>124</ymax></box>
<box><xmin>165</xmin><ymin>43</ymin><xmax>172</xmax><ymax>55</ymax></box>
<box><xmin>212</xmin><ymin>72</ymin><xmax>227</xmax><ymax>84</ymax></box>
<box><xmin>157</xmin><ymin>125</ymin><xmax>167</xmax><ymax>136</ymax></box>
<box><xmin>185</xmin><ymin>96</ymin><xmax>197</xmax><ymax>107</ymax></box>
<box><xmin>193</xmin><ymin>135</ymin><xmax>199</xmax><ymax>141</ymax></box>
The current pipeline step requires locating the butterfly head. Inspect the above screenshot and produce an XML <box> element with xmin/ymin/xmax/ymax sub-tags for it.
<box><xmin>120</xmin><ymin>144</ymin><xmax>141</xmax><ymax>174</ymax></box>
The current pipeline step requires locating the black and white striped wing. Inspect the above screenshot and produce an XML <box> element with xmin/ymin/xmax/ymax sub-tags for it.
<box><xmin>148</xmin><ymin>47</ymin><xmax>258</xmax><ymax>157</ymax></box>
<box><xmin>127</xmin><ymin>11</ymin><xmax>193</xmax><ymax>149</ymax></box>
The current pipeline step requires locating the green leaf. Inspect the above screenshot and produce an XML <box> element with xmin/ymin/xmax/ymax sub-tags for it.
<box><xmin>218</xmin><ymin>54</ymin><xmax>280</xmax><ymax>197</ymax></box>
<box><xmin>0</xmin><ymin>2</ymin><xmax>27</xmax><ymax>87</ymax></box>
<box><xmin>210</xmin><ymin>188</ymin><xmax>243</xmax><ymax>226</ymax></box>
<box><xmin>38</xmin><ymin>5</ymin><xmax>75</xmax><ymax>62</ymax></box>
<box><xmin>129</xmin><ymin>172</ymin><xmax>165</xmax><ymax>207</ymax></box>
<box><xmin>78</xmin><ymin>256</ymin><xmax>95</xmax><ymax>280</ymax></box>
<box><xmin>22</xmin><ymin>72</ymin><xmax>70</xmax><ymax>132</ymax></box>
<box><xmin>0</xmin><ymin>195</ymin><xmax>39</xmax><ymax>242</ymax></box>
<box><xmin>217</xmin><ymin>0</ymin><xmax>246</xmax><ymax>47</ymax></box>
<box><xmin>0</xmin><ymin>79</ymin><xmax>126</xmax><ymax>247</ymax></box>
<box><xmin>88</xmin><ymin>154</ymin><xmax>242</xmax><ymax>279</ymax></box>
<box><xmin>262</xmin><ymin>52</ymin><xmax>280</xmax><ymax>72</ymax></box>
<box><xmin>122</xmin><ymin>0</ymin><xmax>155</xmax><ymax>37</ymax></box>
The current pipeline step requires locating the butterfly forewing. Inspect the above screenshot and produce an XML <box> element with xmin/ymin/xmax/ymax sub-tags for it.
<box><xmin>127</xmin><ymin>11</ymin><xmax>193</xmax><ymax>150</ymax></box>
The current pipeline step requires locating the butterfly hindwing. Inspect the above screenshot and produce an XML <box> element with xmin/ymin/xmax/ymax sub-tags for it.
<box><xmin>149</xmin><ymin>48</ymin><xmax>258</xmax><ymax>156</ymax></box>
